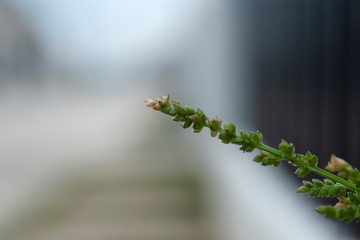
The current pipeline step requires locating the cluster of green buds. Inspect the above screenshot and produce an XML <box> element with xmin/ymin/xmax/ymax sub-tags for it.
<box><xmin>145</xmin><ymin>95</ymin><xmax>360</xmax><ymax>223</ymax></box>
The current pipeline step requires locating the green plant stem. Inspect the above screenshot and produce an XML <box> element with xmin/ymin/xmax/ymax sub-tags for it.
<box><xmin>148</xmin><ymin>97</ymin><xmax>358</xmax><ymax>193</ymax></box>
<box><xmin>146</xmin><ymin>95</ymin><xmax>360</xmax><ymax>222</ymax></box>
<box><xmin>212</xmin><ymin>125</ymin><xmax>357</xmax><ymax>192</ymax></box>
<box><xmin>257</xmin><ymin>143</ymin><xmax>357</xmax><ymax>192</ymax></box>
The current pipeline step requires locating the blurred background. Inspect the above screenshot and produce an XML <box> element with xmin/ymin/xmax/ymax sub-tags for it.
<box><xmin>0</xmin><ymin>0</ymin><xmax>359</xmax><ymax>239</ymax></box>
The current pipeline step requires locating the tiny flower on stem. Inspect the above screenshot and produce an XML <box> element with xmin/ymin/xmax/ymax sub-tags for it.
<box><xmin>334</xmin><ymin>198</ymin><xmax>350</xmax><ymax>209</ymax></box>
<box><xmin>296</xmin><ymin>186</ymin><xmax>307</xmax><ymax>193</ymax></box>
<box><xmin>158</xmin><ymin>95</ymin><xmax>170</xmax><ymax>106</ymax></box>
<box><xmin>207</xmin><ymin>116</ymin><xmax>222</xmax><ymax>137</ymax></box>
<box><xmin>144</xmin><ymin>97</ymin><xmax>161</xmax><ymax>110</ymax></box>
<box><xmin>325</xmin><ymin>154</ymin><xmax>347</xmax><ymax>172</ymax></box>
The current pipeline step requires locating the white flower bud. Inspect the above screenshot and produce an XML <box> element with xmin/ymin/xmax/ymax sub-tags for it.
<box><xmin>159</xmin><ymin>95</ymin><xmax>169</xmax><ymax>105</ymax></box>
<box><xmin>144</xmin><ymin>98</ymin><xmax>161</xmax><ymax>110</ymax></box>
<box><xmin>334</xmin><ymin>202</ymin><xmax>346</xmax><ymax>209</ymax></box>
<box><xmin>325</xmin><ymin>154</ymin><xmax>347</xmax><ymax>172</ymax></box>
<box><xmin>207</xmin><ymin>116</ymin><xmax>222</xmax><ymax>126</ymax></box>
<box><xmin>214</xmin><ymin>116</ymin><xmax>222</xmax><ymax>126</ymax></box>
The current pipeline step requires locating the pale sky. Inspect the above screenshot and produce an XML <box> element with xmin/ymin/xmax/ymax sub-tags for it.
<box><xmin>8</xmin><ymin>0</ymin><xmax>207</xmax><ymax>68</ymax></box>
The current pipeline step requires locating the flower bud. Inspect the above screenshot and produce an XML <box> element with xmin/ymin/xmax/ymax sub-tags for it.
<box><xmin>296</xmin><ymin>186</ymin><xmax>307</xmax><ymax>193</ymax></box>
<box><xmin>144</xmin><ymin>98</ymin><xmax>161</xmax><ymax>110</ymax></box>
<box><xmin>333</xmin><ymin>198</ymin><xmax>349</xmax><ymax>209</ymax></box>
<box><xmin>214</xmin><ymin>116</ymin><xmax>222</xmax><ymax>126</ymax></box>
<box><xmin>159</xmin><ymin>95</ymin><xmax>169</xmax><ymax>106</ymax></box>
<box><xmin>325</xmin><ymin>154</ymin><xmax>347</xmax><ymax>172</ymax></box>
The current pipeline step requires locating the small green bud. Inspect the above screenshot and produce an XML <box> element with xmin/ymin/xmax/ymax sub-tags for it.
<box><xmin>208</xmin><ymin>116</ymin><xmax>222</xmax><ymax>137</ymax></box>
<box><xmin>328</xmin><ymin>185</ymin><xmax>346</xmax><ymax>196</ymax></box>
<box><xmin>278</xmin><ymin>139</ymin><xmax>295</xmax><ymax>157</ymax></box>
<box><xmin>260</xmin><ymin>150</ymin><xmax>269</xmax><ymax>156</ymax></box>
<box><xmin>324</xmin><ymin>179</ymin><xmax>335</xmax><ymax>185</ymax></box>
<box><xmin>173</xmin><ymin>103</ymin><xmax>181</xmax><ymax>113</ymax></box>
<box><xmin>309</xmin><ymin>187</ymin><xmax>321</xmax><ymax>197</ymax></box>
<box><xmin>169</xmin><ymin>109</ymin><xmax>177</xmax><ymax>116</ymax></box>
<box><xmin>261</xmin><ymin>156</ymin><xmax>277</xmax><ymax>166</ymax></box>
<box><xmin>252</xmin><ymin>155</ymin><xmax>264</xmax><ymax>163</ymax></box>
<box><xmin>184</xmin><ymin>106</ymin><xmax>195</xmax><ymax>115</ymax></box>
<box><xmin>312</xmin><ymin>179</ymin><xmax>324</xmax><ymax>187</ymax></box>
<box><xmin>195</xmin><ymin>108</ymin><xmax>207</xmax><ymax>125</ymax></box>
<box><xmin>295</xmin><ymin>167</ymin><xmax>310</xmax><ymax>177</ymax></box>
<box><xmin>303</xmin><ymin>180</ymin><xmax>313</xmax><ymax>188</ymax></box>
<box><xmin>316</xmin><ymin>206</ymin><xmax>330</xmax><ymax>215</ymax></box>
<box><xmin>296</xmin><ymin>186</ymin><xmax>307</xmax><ymax>193</ymax></box>
<box><xmin>224</xmin><ymin>122</ymin><xmax>236</xmax><ymax>135</ymax></box>
<box><xmin>182</xmin><ymin>119</ymin><xmax>192</xmax><ymax>129</ymax></box>
<box><xmin>250</xmin><ymin>131</ymin><xmax>263</xmax><ymax>144</ymax></box>
<box><xmin>218</xmin><ymin>129</ymin><xmax>232</xmax><ymax>144</ymax></box>
<box><xmin>306</xmin><ymin>152</ymin><xmax>318</xmax><ymax>166</ymax></box>
<box><xmin>273</xmin><ymin>160</ymin><xmax>281</xmax><ymax>167</ymax></box>
<box><xmin>245</xmin><ymin>145</ymin><xmax>255</xmax><ymax>152</ymax></box>
<box><xmin>179</xmin><ymin>107</ymin><xmax>187</xmax><ymax>116</ymax></box>
<box><xmin>318</xmin><ymin>186</ymin><xmax>330</xmax><ymax>196</ymax></box>
<box><xmin>210</xmin><ymin>130</ymin><xmax>218</xmax><ymax>137</ymax></box>
<box><xmin>160</xmin><ymin>106</ymin><xmax>172</xmax><ymax>115</ymax></box>
<box><xmin>193</xmin><ymin>122</ymin><xmax>204</xmax><ymax>133</ymax></box>
<box><xmin>189</xmin><ymin>115</ymin><xmax>198</xmax><ymax>122</ymax></box>
<box><xmin>172</xmin><ymin>114</ymin><xmax>185</xmax><ymax>122</ymax></box>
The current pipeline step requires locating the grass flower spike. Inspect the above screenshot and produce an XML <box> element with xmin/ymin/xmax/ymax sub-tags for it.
<box><xmin>145</xmin><ymin>95</ymin><xmax>360</xmax><ymax>223</ymax></box>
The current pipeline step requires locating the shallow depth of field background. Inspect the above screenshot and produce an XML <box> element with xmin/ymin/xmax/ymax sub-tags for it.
<box><xmin>0</xmin><ymin>0</ymin><xmax>359</xmax><ymax>239</ymax></box>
